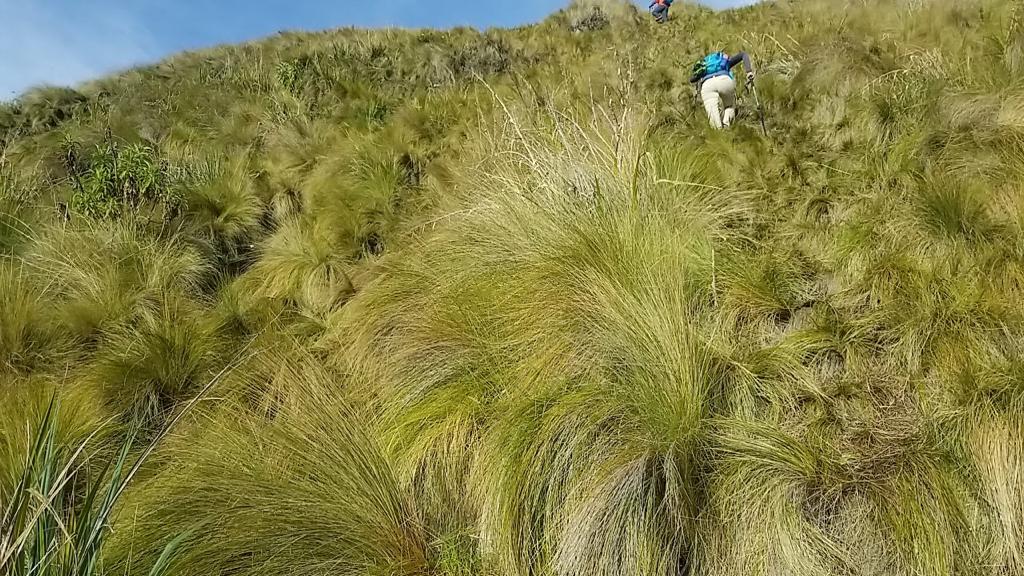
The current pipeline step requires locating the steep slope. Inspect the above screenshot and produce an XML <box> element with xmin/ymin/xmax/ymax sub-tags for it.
<box><xmin>3</xmin><ymin>0</ymin><xmax>1024</xmax><ymax>575</ymax></box>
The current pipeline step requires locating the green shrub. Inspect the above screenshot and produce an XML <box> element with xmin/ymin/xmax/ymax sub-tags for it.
<box><xmin>65</xmin><ymin>137</ymin><xmax>183</xmax><ymax>221</ymax></box>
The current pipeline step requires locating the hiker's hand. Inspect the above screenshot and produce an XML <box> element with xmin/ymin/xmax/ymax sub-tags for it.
<box><xmin>746</xmin><ymin>72</ymin><xmax>756</xmax><ymax>85</ymax></box>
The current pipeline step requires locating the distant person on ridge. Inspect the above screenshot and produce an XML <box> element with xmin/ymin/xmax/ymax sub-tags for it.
<box><xmin>649</xmin><ymin>0</ymin><xmax>673</xmax><ymax>24</ymax></box>
<box><xmin>689</xmin><ymin>50</ymin><xmax>756</xmax><ymax>129</ymax></box>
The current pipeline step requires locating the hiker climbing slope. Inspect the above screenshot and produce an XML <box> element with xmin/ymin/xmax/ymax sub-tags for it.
<box><xmin>649</xmin><ymin>0</ymin><xmax>673</xmax><ymax>24</ymax></box>
<box><xmin>689</xmin><ymin>50</ymin><xmax>755</xmax><ymax>129</ymax></box>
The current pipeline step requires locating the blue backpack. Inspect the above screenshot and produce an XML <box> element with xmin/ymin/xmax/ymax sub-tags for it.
<box><xmin>702</xmin><ymin>52</ymin><xmax>730</xmax><ymax>77</ymax></box>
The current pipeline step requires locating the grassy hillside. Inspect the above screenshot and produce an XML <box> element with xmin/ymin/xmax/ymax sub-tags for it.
<box><xmin>4</xmin><ymin>0</ymin><xmax>1024</xmax><ymax>574</ymax></box>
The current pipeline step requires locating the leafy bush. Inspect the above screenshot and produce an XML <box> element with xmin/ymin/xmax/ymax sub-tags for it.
<box><xmin>65</xmin><ymin>137</ymin><xmax>183</xmax><ymax>221</ymax></box>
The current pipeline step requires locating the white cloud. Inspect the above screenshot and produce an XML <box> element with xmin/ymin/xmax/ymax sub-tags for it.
<box><xmin>0</xmin><ymin>0</ymin><xmax>157</xmax><ymax>99</ymax></box>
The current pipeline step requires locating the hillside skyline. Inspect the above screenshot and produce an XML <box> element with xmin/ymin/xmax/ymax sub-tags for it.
<box><xmin>1</xmin><ymin>0</ymin><xmax>753</xmax><ymax>99</ymax></box>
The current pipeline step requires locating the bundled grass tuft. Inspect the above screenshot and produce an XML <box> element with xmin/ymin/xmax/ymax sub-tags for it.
<box><xmin>88</xmin><ymin>299</ymin><xmax>223</xmax><ymax>426</ymax></box>
<box><xmin>107</xmin><ymin>356</ymin><xmax>429</xmax><ymax>576</ymax></box>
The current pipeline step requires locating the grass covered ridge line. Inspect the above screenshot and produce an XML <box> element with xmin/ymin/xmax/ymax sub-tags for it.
<box><xmin>3</xmin><ymin>0</ymin><xmax>1024</xmax><ymax>574</ymax></box>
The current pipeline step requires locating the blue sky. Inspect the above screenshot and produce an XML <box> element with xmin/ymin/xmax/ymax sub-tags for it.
<box><xmin>1</xmin><ymin>0</ymin><xmax>752</xmax><ymax>99</ymax></box>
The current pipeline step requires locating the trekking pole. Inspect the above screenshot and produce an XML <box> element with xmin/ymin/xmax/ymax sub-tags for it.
<box><xmin>691</xmin><ymin>81</ymin><xmax>702</xmax><ymax>122</ymax></box>
<box><xmin>749</xmin><ymin>79</ymin><xmax>768</xmax><ymax>137</ymax></box>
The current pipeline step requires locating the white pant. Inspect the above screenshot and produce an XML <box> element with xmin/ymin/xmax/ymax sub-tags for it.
<box><xmin>701</xmin><ymin>74</ymin><xmax>737</xmax><ymax>129</ymax></box>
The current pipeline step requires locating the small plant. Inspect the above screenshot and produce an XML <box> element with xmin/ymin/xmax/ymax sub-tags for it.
<box><xmin>275</xmin><ymin>60</ymin><xmax>300</xmax><ymax>93</ymax></box>
<box><xmin>0</xmin><ymin>398</ymin><xmax>188</xmax><ymax>576</ymax></box>
<box><xmin>366</xmin><ymin>99</ymin><xmax>391</xmax><ymax>126</ymax></box>
<box><xmin>65</xmin><ymin>136</ymin><xmax>183</xmax><ymax>221</ymax></box>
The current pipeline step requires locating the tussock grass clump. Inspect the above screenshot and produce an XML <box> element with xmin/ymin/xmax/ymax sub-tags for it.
<box><xmin>88</xmin><ymin>299</ymin><xmax>223</xmax><ymax>426</ymax></box>
<box><xmin>247</xmin><ymin>217</ymin><xmax>356</xmax><ymax>316</ymax></box>
<box><xmin>24</xmin><ymin>224</ymin><xmax>208</xmax><ymax>341</ymax></box>
<box><xmin>180</xmin><ymin>156</ymin><xmax>263</xmax><ymax>245</ymax></box>
<box><xmin>0</xmin><ymin>263</ymin><xmax>67</xmax><ymax>375</ymax></box>
<box><xmin>328</xmin><ymin>107</ymin><xmax>730</xmax><ymax>576</ymax></box>
<box><xmin>107</xmin><ymin>359</ymin><xmax>428</xmax><ymax>576</ymax></box>
<box><xmin>0</xmin><ymin>382</ymin><xmax>109</xmax><ymax>498</ymax></box>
